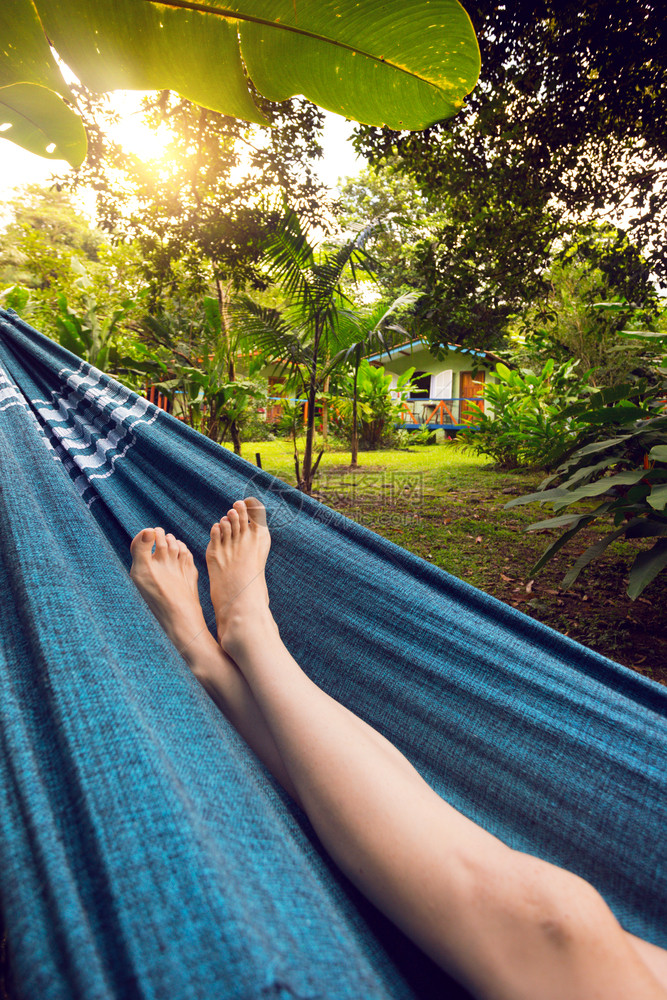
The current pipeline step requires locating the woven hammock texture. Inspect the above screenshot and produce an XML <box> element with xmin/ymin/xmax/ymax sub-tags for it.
<box><xmin>1</xmin><ymin>308</ymin><xmax>666</xmax><ymax>1000</ymax></box>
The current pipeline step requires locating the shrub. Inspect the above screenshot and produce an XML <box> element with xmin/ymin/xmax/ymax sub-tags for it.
<box><xmin>460</xmin><ymin>359</ymin><xmax>589</xmax><ymax>469</ymax></box>
<box><xmin>506</xmin><ymin>373</ymin><xmax>667</xmax><ymax>599</ymax></box>
<box><xmin>332</xmin><ymin>361</ymin><xmax>414</xmax><ymax>450</ymax></box>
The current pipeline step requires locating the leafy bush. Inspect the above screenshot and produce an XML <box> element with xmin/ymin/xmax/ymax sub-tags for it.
<box><xmin>409</xmin><ymin>423</ymin><xmax>438</xmax><ymax>446</ymax></box>
<box><xmin>460</xmin><ymin>359</ymin><xmax>589</xmax><ymax>469</ymax></box>
<box><xmin>332</xmin><ymin>361</ymin><xmax>414</xmax><ymax>449</ymax></box>
<box><xmin>54</xmin><ymin>292</ymin><xmax>136</xmax><ymax>370</ymax></box>
<box><xmin>506</xmin><ymin>352</ymin><xmax>667</xmax><ymax>599</ymax></box>
<box><xmin>240</xmin><ymin>412</ymin><xmax>277</xmax><ymax>442</ymax></box>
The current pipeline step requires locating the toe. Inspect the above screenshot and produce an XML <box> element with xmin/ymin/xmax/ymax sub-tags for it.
<box><xmin>233</xmin><ymin>499</ymin><xmax>248</xmax><ymax>531</ymax></box>
<box><xmin>227</xmin><ymin>508</ymin><xmax>240</xmax><ymax>537</ymax></box>
<box><xmin>130</xmin><ymin>528</ymin><xmax>156</xmax><ymax>567</ymax></box>
<box><xmin>220</xmin><ymin>516</ymin><xmax>232</xmax><ymax>543</ymax></box>
<box><xmin>154</xmin><ymin>527</ymin><xmax>168</xmax><ymax>559</ymax></box>
<box><xmin>165</xmin><ymin>532</ymin><xmax>179</xmax><ymax>555</ymax></box>
<box><xmin>209</xmin><ymin>522</ymin><xmax>221</xmax><ymax>548</ymax></box>
<box><xmin>245</xmin><ymin>497</ymin><xmax>267</xmax><ymax>528</ymax></box>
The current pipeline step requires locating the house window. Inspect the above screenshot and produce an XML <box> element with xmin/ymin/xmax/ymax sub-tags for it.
<box><xmin>408</xmin><ymin>371</ymin><xmax>431</xmax><ymax>399</ymax></box>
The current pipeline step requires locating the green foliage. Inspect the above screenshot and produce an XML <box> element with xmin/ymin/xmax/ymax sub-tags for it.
<box><xmin>336</xmin><ymin>159</ymin><xmax>439</xmax><ymax>302</ymax></box>
<box><xmin>234</xmin><ymin>206</ymin><xmax>379</xmax><ymax>491</ymax></box>
<box><xmin>0</xmin><ymin>285</ymin><xmax>30</xmax><ymax>312</ymax></box>
<box><xmin>510</xmin><ymin>225</ymin><xmax>659</xmax><ymax>385</ymax></box>
<box><xmin>0</xmin><ymin>185</ymin><xmax>145</xmax><ymax>342</ymax></box>
<box><xmin>332</xmin><ymin>361</ymin><xmax>415</xmax><ymax>450</ymax></box>
<box><xmin>2</xmin><ymin>0</ymin><xmax>479</xmax><ymax>166</ymax></box>
<box><xmin>66</xmin><ymin>89</ymin><xmax>330</xmax><ymax>305</ymax></box>
<box><xmin>506</xmin><ymin>330</ymin><xmax>667</xmax><ymax>598</ymax></box>
<box><xmin>117</xmin><ymin>300</ymin><xmax>263</xmax><ymax>448</ymax></box>
<box><xmin>460</xmin><ymin>359</ymin><xmax>587</xmax><ymax>469</ymax></box>
<box><xmin>355</xmin><ymin>1</ymin><xmax>667</xmax><ymax>292</ymax></box>
<box><xmin>410</xmin><ymin>423</ymin><xmax>439</xmax><ymax>446</ymax></box>
<box><xmin>54</xmin><ymin>289</ymin><xmax>135</xmax><ymax>369</ymax></box>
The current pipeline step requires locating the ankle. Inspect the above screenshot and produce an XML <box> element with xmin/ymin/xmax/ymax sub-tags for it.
<box><xmin>219</xmin><ymin>606</ymin><xmax>278</xmax><ymax>659</ymax></box>
<box><xmin>179</xmin><ymin>627</ymin><xmax>220</xmax><ymax>668</ymax></box>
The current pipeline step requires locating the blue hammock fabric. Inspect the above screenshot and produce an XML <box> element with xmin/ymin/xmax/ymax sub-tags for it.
<box><xmin>0</xmin><ymin>308</ymin><xmax>666</xmax><ymax>1000</ymax></box>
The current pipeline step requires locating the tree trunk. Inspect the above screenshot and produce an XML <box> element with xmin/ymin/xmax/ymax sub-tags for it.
<box><xmin>230</xmin><ymin>422</ymin><xmax>242</xmax><ymax>455</ymax></box>
<box><xmin>217</xmin><ymin>277</ymin><xmax>242</xmax><ymax>455</ymax></box>
<box><xmin>321</xmin><ymin>374</ymin><xmax>329</xmax><ymax>441</ymax></box>
<box><xmin>300</xmin><ymin>325</ymin><xmax>321</xmax><ymax>493</ymax></box>
<box><xmin>351</xmin><ymin>366</ymin><xmax>359</xmax><ymax>468</ymax></box>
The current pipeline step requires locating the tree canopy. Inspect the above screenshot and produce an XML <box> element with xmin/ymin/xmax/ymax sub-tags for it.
<box><xmin>353</xmin><ymin>0</ymin><xmax>667</xmax><ymax>325</ymax></box>
<box><xmin>65</xmin><ymin>88</ymin><xmax>329</xmax><ymax>305</ymax></box>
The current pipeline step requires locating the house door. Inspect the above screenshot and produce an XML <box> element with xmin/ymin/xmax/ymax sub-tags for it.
<box><xmin>460</xmin><ymin>371</ymin><xmax>484</xmax><ymax>423</ymax></box>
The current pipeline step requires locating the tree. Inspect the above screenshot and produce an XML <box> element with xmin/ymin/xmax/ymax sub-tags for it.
<box><xmin>0</xmin><ymin>184</ymin><xmax>143</xmax><ymax>341</ymax></box>
<box><xmin>64</xmin><ymin>87</ymin><xmax>330</xmax><ymax>308</ymax></box>
<box><xmin>60</xmin><ymin>87</ymin><xmax>339</xmax><ymax>449</ymax></box>
<box><xmin>332</xmin><ymin>293</ymin><xmax>418</xmax><ymax>466</ymax></box>
<box><xmin>1</xmin><ymin>1</ymin><xmax>480</xmax><ymax>166</ymax></box>
<box><xmin>234</xmin><ymin>208</ymin><xmax>378</xmax><ymax>493</ymax></box>
<box><xmin>353</xmin><ymin>1</ymin><xmax>667</xmax><ymax>339</ymax></box>
<box><xmin>511</xmin><ymin>224</ymin><xmax>660</xmax><ymax>386</ymax></box>
<box><xmin>337</xmin><ymin>153</ymin><xmax>559</xmax><ymax>350</ymax></box>
<box><xmin>0</xmin><ymin>184</ymin><xmax>100</xmax><ymax>293</ymax></box>
<box><xmin>336</xmin><ymin>159</ymin><xmax>435</xmax><ymax>290</ymax></box>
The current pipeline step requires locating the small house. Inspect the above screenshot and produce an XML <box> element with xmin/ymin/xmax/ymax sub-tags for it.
<box><xmin>366</xmin><ymin>338</ymin><xmax>500</xmax><ymax>434</ymax></box>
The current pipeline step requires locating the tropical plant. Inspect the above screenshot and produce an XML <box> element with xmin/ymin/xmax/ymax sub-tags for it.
<box><xmin>1</xmin><ymin>1</ymin><xmax>480</xmax><ymax>166</ymax></box>
<box><xmin>332</xmin><ymin>362</ymin><xmax>417</xmax><ymax>452</ymax></box>
<box><xmin>509</xmin><ymin>225</ymin><xmax>659</xmax><ymax>386</ymax></box>
<box><xmin>460</xmin><ymin>359</ymin><xmax>588</xmax><ymax>470</ymax></box>
<box><xmin>410</xmin><ymin>423</ymin><xmax>439</xmax><ymax>446</ymax></box>
<box><xmin>505</xmin><ymin>328</ymin><xmax>667</xmax><ymax>598</ymax></box>
<box><xmin>117</xmin><ymin>299</ymin><xmax>261</xmax><ymax>452</ymax></box>
<box><xmin>234</xmin><ymin>207</ymin><xmax>381</xmax><ymax>492</ymax></box>
<box><xmin>53</xmin><ymin>290</ymin><xmax>136</xmax><ymax>370</ymax></box>
<box><xmin>331</xmin><ymin>292</ymin><xmax>419</xmax><ymax>465</ymax></box>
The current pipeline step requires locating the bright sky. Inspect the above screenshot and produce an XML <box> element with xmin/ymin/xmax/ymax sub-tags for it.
<box><xmin>0</xmin><ymin>98</ymin><xmax>364</xmax><ymax>209</ymax></box>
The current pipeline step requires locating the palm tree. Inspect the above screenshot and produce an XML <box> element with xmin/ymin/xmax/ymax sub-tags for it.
<box><xmin>332</xmin><ymin>293</ymin><xmax>420</xmax><ymax>466</ymax></box>
<box><xmin>235</xmin><ymin>208</ymin><xmax>379</xmax><ymax>493</ymax></box>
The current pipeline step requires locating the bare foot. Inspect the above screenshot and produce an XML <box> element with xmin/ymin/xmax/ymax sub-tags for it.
<box><xmin>130</xmin><ymin>527</ymin><xmax>217</xmax><ymax>663</ymax></box>
<box><xmin>206</xmin><ymin>498</ymin><xmax>274</xmax><ymax>655</ymax></box>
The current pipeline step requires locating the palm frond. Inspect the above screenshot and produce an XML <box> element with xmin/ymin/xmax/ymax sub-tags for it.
<box><xmin>262</xmin><ymin>207</ymin><xmax>317</xmax><ymax>313</ymax></box>
<box><xmin>232</xmin><ymin>296</ymin><xmax>313</xmax><ymax>389</ymax></box>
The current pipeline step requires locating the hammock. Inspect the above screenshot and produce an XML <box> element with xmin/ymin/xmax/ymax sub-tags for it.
<box><xmin>0</xmin><ymin>308</ymin><xmax>665</xmax><ymax>1000</ymax></box>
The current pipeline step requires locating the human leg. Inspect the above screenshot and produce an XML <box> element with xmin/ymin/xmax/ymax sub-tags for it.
<box><xmin>129</xmin><ymin>526</ymin><xmax>300</xmax><ymax>802</ymax></box>
<box><xmin>206</xmin><ymin>498</ymin><xmax>667</xmax><ymax>1000</ymax></box>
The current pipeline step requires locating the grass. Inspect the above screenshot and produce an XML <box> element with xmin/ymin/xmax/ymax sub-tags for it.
<box><xmin>227</xmin><ymin>435</ymin><xmax>667</xmax><ymax>682</ymax></box>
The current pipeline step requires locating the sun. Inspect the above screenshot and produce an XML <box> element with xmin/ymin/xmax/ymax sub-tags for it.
<box><xmin>106</xmin><ymin>92</ymin><xmax>173</xmax><ymax>162</ymax></box>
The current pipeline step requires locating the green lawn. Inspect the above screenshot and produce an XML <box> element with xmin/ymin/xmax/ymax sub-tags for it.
<box><xmin>230</xmin><ymin>435</ymin><xmax>493</xmax><ymax>482</ymax></box>
<box><xmin>225</xmin><ymin>436</ymin><xmax>667</xmax><ymax>681</ymax></box>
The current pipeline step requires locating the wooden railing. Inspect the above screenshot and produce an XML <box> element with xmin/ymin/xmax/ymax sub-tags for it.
<box><xmin>397</xmin><ymin>397</ymin><xmax>484</xmax><ymax>427</ymax></box>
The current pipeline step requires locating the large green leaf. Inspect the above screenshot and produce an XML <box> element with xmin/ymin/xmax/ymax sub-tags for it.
<box><xmin>561</xmin><ymin>522</ymin><xmax>635</xmax><ymax>590</ymax></box>
<box><xmin>0</xmin><ymin>0</ymin><xmax>70</xmax><ymax>98</ymax></box>
<box><xmin>36</xmin><ymin>0</ymin><xmax>267</xmax><ymax>126</ymax></box>
<box><xmin>0</xmin><ymin>0</ymin><xmax>86</xmax><ymax>164</ymax></box>
<box><xmin>648</xmin><ymin>484</ymin><xmax>667</xmax><ymax>512</ymax></box>
<box><xmin>628</xmin><ymin>539</ymin><xmax>667</xmax><ymax>600</ymax></box>
<box><xmin>0</xmin><ymin>83</ymin><xmax>86</xmax><ymax>164</ymax></box>
<box><xmin>2</xmin><ymin>0</ymin><xmax>480</xmax><ymax>167</ymax></box>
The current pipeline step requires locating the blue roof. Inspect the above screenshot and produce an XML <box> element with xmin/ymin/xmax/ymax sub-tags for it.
<box><xmin>366</xmin><ymin>337</ymin><xmax>489</xmax><ymax>363</ymax></box>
